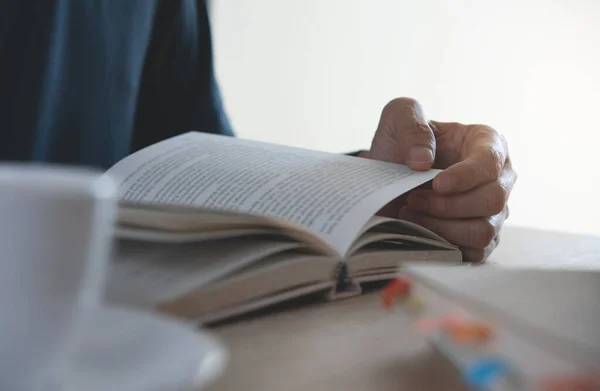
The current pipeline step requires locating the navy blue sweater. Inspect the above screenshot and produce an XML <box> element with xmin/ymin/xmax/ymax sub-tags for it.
<box><xmin>0</xmin><ymin>0</ymin><xmax>233</xmax><ymax>169</ymax></box>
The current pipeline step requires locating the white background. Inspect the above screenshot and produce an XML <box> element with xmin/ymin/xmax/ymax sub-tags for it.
<box><xmin>210</xmin><ymin>0</ymin><xmax>600</xmax><ymax>236</ymax></box>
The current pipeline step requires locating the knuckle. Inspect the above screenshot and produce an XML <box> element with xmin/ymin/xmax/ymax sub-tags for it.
<box><xmin>473</xmin><ymin>249</ymin><xmax>486</xmax><ymax>263</ymax></box>
<box><xmin>486</xmin><ymin>183</ymin><xmax>508</xmax><ymax>215</ymax></box>
<box><xmin>405</xmin><ymin>123</ymin><xmax>432</xmax><ymax>138</ymax></box>
<box><xmin>470</xmin><ymin>125</ymin><xmax>506</xmax><ymax>181</ymax></box>
<box><xmin>387</xmin><ymin>97</ymin><xmax>420</xmax><ymax>110</ymax></box>
<box><xmin>432</xmin><ymin>197</ymin><xmax>450</xmax><ymax>216</ymax></box>
<box><xmin>384</xmin><ymin>97</ymin><xmax>428</xmax><ymax>127</ymax></box>
<box><xmin>445</xmin><ymin>121</ymin><xmax>463</xmax><ymax>128</ymax></box>
<box><xmin>469</xmin><ymin>124</ymin><xmax>496</xmax><ymax>140</ymax></box>
<box><xmin>381</xmin><ymin>98</ymin><xmax>433</xmax><ymax>141</ymax></box>
<box><xmin>503</xmin><ymin>170</ymin><xmax>517</xmax><ymax>193</ymax></box>
<box><xmin>485</xmin><ymin>148</ymin><xmax>504</xmax><ymax>180</ymax></box>
<box><xmin>466</xmin><ymin>160</ymin><xmax>481</xmax><ymax>186</ymax></box>
<box><xmin>499</xmin><ymin>132</ymin><xmax>509</xmax><ymax>150</ymax></box>
<box><xmin>470</xmin><ymin>218</ymin><xmax>497</xmax><ymax>248</ymax></box>
<box><xmin>475</xmin><ymin>124</ymin><xmax>498</xmax><ymax>137</ymax></box>
<box><xmin>482</xmin><ymin>238</ymin><xmax>499</xmax><ymax>262</ymax></box>
<box><xmin>507</xmin><ymin>165</ymin><xmax>518</xmax><ymax>185</ymax></box>
<box><xmin>465</xmin><ymin>248</ymin><xmax>486</xmax><ymax>263</ymax></box>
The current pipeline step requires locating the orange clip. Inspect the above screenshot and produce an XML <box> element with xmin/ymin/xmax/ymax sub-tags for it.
<box><xmin>381</xmin><ymin>277</ymin><xmax>412</xmax><ymax>309</ymax></box>
<box><xmin>444</xmin><ymin>321</ymin><xmax>494</xmax><ymax>344</ymax></box>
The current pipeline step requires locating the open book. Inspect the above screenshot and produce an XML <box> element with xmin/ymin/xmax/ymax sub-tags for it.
<box><xmin>104</xmin><ymin>132</ymin><xmax>462</xmax><ymax>324</ymax></box>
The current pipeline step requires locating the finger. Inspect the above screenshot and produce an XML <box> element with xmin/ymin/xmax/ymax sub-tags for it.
<box><xmin>373</xmin><ymin>97</ymin><xmax>436</xmax><ymax>170</ymax></box>
<box><xmin>397</xmin><ymin>206</ymin><xmax>507</xmax><ymax>249</ymax></box>
<box><xmin>376</xmin><ymin>193</ymin><xmax>409</xmax><ymax>218</ymax></box>
<box><xmin>376</xmin><ymin>182</ymin><xmax>433</xmax><ymax>218</ymax></box>
<box><xmin>407</xmin><ymin>165</ymin><xmax>516</xmax><ymax>218</ymax></box>
<box><xmin>431</xmin><ymin>124</ymin><xmax>508</xmax><ymax>194</ymax></box>
<box><xmin>461</xmin><ymin>235</ymin><xmax>500</xmax><ymax>263</ymax></box>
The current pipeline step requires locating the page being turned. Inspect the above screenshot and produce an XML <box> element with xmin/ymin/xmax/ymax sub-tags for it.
<box><xmin>107</xmin><ymin>132</ymin><xmax>439</xmax><ymax>256</ymax></box>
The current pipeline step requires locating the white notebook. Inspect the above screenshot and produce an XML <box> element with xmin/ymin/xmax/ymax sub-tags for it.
<box><xmin>397</xmin><ymin>265</ymin><xmax>600</xmax><ymax>390</ymax></box>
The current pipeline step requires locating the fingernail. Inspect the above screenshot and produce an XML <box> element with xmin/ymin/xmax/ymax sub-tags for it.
<box><xmin>409</xmin><ymin>147</ymin><xmax>434</xmax><ymax>164</ymax></box>
<box><xmin>408</xmin><ymin>196</ymin><xmax>427</xmax><ymax>211</ymax></box>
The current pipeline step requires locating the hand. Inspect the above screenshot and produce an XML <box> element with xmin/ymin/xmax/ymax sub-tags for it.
<box><xmin>366</xmin><ymin>97</ymin><xmax>517</xmax><ymax>263</ymax></box>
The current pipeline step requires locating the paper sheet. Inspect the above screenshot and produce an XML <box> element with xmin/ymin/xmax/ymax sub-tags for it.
<box><xmin>105</xmin><ymin>238</ymin><xmax>302</xmax><ymax>306</ymax></box>
<box><xmin>107</xmin><ymin>132</ymin><xmax>439</xmax><ymax>256</ymax></box>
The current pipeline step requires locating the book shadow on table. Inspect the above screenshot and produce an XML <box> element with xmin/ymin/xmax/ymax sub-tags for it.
<box><xmin>206</xmin><ymin>281</ymin><xmax>391</xmax><ymax>328</ymax></box>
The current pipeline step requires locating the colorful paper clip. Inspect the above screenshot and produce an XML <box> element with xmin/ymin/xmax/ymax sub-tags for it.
<box><xmin>444</xmin><ymin>321</ymin><xmax>494</xmax><ymax>344</ymax></box>
<box><xmin>464</xmin><ymin>356</ymin><xmax>512</xmax><ymax>390</ymax></box>
<box><xmin>381</xmin><ymin>277</ymin><xmax>412</xmax><ymax>309</ymax></box>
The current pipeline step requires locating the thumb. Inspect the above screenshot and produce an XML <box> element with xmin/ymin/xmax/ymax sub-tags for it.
<box><xmin>371</xmin><ymin>97</ymin><xmax>436</xmax><ymax>171</ymax></box>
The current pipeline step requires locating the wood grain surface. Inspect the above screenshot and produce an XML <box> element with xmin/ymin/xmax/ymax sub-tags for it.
<box><xmin>205</xmin><ymin>226</ymin><xmax>600</xmax><ymax>391</ymax></box>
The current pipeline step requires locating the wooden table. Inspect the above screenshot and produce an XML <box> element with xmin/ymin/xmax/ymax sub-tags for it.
<box><xmin>205</xmin><ymin>226</ymin><xmax>600</xmax><ymax>391</ymax></box>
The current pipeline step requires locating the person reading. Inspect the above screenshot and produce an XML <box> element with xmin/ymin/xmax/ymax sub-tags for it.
<box><xmin>0</xmin><ymin>1</ymin><xmax>516</xmax><ymax>263</ymax></box>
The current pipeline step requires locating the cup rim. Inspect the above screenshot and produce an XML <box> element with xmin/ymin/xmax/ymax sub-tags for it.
<box><xmin>0</xmin><ymin>164</ymin><xmax>116</xmax><ymax>199</ymax></box>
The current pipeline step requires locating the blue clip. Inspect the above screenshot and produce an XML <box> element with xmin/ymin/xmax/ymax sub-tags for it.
<box><xmin>464</xmin><ymin>356</ymin><xmax>511</xmax><ymax>389</ymax></box>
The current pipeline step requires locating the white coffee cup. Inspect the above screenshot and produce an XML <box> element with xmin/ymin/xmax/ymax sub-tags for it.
<box><xmin>0</xmin><ymin>164</ymin><xmax>117</xmax><ymax>391</ymax></box>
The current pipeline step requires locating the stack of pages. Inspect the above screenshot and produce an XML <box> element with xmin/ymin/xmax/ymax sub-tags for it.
<box><xmin>103</xmin><ymin>132</ymin><xmax>462</xmax><ymax>323</ymax></box>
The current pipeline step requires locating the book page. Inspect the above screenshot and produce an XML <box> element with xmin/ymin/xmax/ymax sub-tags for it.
<box><xmin>105</xmin><ymin>238</ymin><xmax>304</xmax><ymax>307</ymax></box>
<box><xmin>156</xmin><ymin>252</ymin><xmax>335</xmax><ymax>321</ymax></box>
<box><xmin>107</xmin><ymin>132</ymin><xmax>439</xmax><ymax>256</ymax></box>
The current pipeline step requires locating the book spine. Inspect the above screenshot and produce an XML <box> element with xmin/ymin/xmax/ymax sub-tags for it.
<box><xmin>325</xmin><ymin>262</ymin><xmax>362</xmax><ymax>300</ymax></box>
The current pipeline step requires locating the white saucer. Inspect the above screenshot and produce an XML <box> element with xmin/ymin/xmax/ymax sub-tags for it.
<box><xmin>60</xmin><ymin>305</ymin><xmax>227</xmax><ymax>391</ymax></box>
